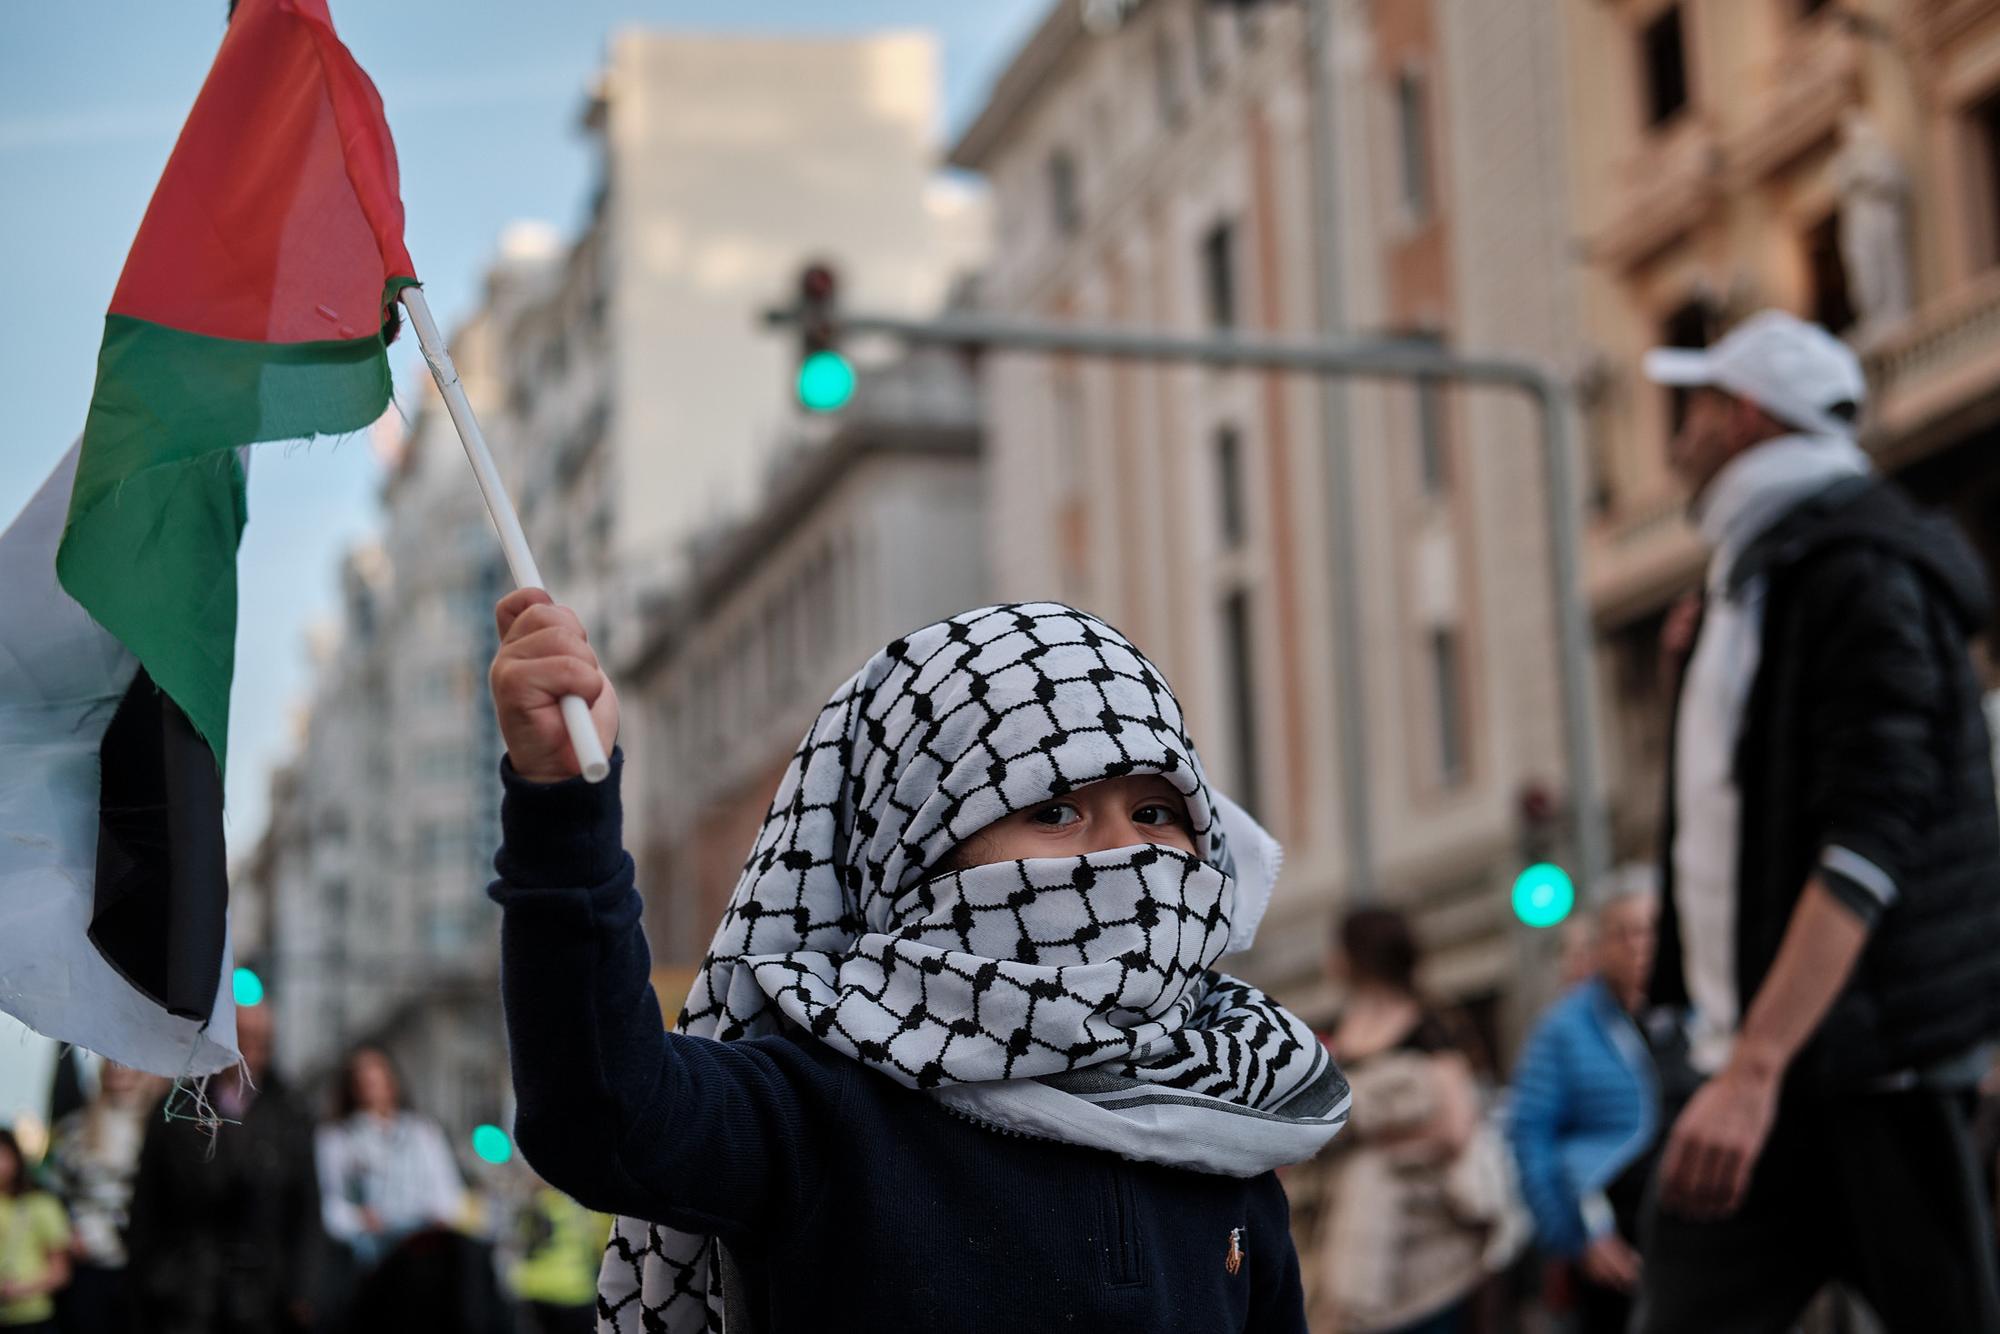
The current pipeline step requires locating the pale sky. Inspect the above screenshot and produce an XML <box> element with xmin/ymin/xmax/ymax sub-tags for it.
<box><xmin>0</xmin><ymin>1</ymin><xmax>1044</xmax><ymax>834</ymax></box>
<box><xmin>0</xmin><ymin>0</ymin><xmax>1045</xmax><ymax>1113</ymax></box>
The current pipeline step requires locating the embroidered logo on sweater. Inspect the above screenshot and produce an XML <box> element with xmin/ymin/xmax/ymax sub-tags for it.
<box><xmin>1226</xmin><ymin>1227</ymin><xmax>1245</xmax><ymax>1276</ymax></box>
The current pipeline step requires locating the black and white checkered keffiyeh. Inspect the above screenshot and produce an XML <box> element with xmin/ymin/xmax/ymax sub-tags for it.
<box><xmin>598</xmin><ymin>603</ymin><xmax>1350</xmax><ymax>1332</ymax></box>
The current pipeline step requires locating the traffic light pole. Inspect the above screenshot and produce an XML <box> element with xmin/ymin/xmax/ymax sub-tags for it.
<box><xmin>766</xmin><ymin>305</ymin><xmax>1612</xmax><ymax>894</ymax></box>
<box><xmin>1301</xmin><ymin>0</ymin><xmax>1375</xmax><ymax>908</ymax></box>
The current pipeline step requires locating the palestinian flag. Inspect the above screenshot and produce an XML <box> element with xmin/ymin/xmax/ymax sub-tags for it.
<box><xmin>0</xmin><ymin>0</ymin><xmax>415</xmax><ymax>1074</ymax></box>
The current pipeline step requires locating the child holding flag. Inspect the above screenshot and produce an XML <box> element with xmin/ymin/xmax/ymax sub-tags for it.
<box><xmin>485</xmin><ymin>590</ymin><xmax>1348</xmax><ymax>1332</ymax></box>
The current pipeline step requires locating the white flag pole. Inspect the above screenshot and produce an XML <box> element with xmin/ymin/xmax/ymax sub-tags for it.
<box><xmin>399</xmin><ymin>285</ymin><xmax>611</xmax><ymax>784</ymax></box>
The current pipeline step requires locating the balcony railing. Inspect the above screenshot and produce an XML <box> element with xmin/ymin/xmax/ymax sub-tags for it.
<box><xmin>1863</xmin><ymin>267</ymin><xmax>2000</xmax><ymax>459</ymax></box>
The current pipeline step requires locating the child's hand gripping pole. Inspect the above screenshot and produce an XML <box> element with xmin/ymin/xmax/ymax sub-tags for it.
<box><xmin>400</xmin><ymin>285</ymin><xmax>610</xmax><ymax>783</ymax></box>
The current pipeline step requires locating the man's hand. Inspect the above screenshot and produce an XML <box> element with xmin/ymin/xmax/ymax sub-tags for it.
<box><xmin>1657</xmin><ymin>1059</ymin><xmax>1781</xmax><ymax>1220</ymax></box>
<box><xmin>1659</xmin><ymin>591</ymin><xmax>1703</xmax><ymax>681</ymax></box>
<box><xmin>1578</xmin><ymin>1233</ymin><xmax>1641</xmax><ymax>1292</ymax></box>
<box><xmin>490</xmin><ymin>588</ymin><xmax>619</xmax><ymax>784</ymax></box>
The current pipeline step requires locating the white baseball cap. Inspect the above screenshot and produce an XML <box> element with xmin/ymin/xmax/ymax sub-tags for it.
<box><xmin>1643</xmin><ymin>309</ymin><xmax>1866</xmax><ymax>437</ymax></box>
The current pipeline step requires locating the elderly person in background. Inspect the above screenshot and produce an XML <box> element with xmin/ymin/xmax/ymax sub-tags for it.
<box><xmin>1508</xmin><ymin>872</ymin><xmax>1685</xmax><ymax>1334</ymax></box>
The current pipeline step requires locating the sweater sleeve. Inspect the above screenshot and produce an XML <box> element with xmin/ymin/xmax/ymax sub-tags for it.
<box><xmin>1506</xmin><ymin>1006</ymin><xmax>1590</xmax><ymax>1258</ymax></box>
<box><xmin>489</xmin><ymin>750</ymin><xmax>842</xmax><ymax>1237</ymax></box>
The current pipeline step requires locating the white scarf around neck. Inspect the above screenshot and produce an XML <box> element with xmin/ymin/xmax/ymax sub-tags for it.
<box><xmin>1675</xmin><ymin>434</ymin><xmax>1871</xmax><ymax>1073</ymax></box>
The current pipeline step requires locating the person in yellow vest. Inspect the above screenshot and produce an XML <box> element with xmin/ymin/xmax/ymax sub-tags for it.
<box><xmin>508</xmin><ymin>1176</ymin><xmax>611</xmax><ymax>1334</ymax></box>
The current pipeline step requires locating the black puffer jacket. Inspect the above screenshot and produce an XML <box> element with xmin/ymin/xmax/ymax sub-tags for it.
<box><xmin>1653</xmin><ymin>476</ymin><xmax>2000</xmax><ymax>1088</ymax></box>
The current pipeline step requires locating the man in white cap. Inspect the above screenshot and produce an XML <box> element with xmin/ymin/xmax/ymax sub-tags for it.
<box><xmin>1632</xmin><ymin>309</ymin><xmax>2000</xmax><ymax>1331</ymax></box>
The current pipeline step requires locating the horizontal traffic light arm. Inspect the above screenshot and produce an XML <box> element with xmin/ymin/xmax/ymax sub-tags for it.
<box><xmin>763</xmin><ymin>304</ymin><xmax>1554</xmax><ymax>393</ymax></box>
<box><xmin>762</xmin><ymin>301</ymin><xmax>1609</xmax><ymax>891</ymax></box>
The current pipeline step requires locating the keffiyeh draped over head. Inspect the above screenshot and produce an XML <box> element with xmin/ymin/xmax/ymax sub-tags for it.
<box><xmin>599</xmin><ymin>603</ymin><xmax>1350</xmax><ymax>1333</ymax></box>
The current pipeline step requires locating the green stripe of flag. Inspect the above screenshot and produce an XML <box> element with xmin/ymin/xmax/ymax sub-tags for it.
<box><xmin>57</xmin><ymin>312</ymin><xmax>395</xmax><ymax>771</ymax></box>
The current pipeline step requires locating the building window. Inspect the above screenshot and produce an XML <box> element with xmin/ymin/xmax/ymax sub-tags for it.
<box><xmin>766</xmin><ymin>594</ymin><xmax>793</xmax><ymax>703</ymax></box>
<box><xmin>1641</xmin><ymin>6</ymin><xmax>1690</xmax><ymax>129</ymax></box>
<box><xmin>1053</xmin><ymin>371</ymin><xmax>1086</xmax><ymax>493</ymax></box>
<box><xmin>1660</xmin><ymin>299</ymin><xmax>1713</xmax><ymax>434</ymax></box>
<box><xmin>1215</xmin><ymin>427</ymin><xmax>1247</xmax><ymax>547</ymax></box>
<box><xmin>1585</xmin><ymin>424</ymin><xmax>1617</xmax><ymax>516</ymax></box>
<box><xmin>1395</xmin><ymin>68</ymin><xmax>1433</xmax><ymax>222</ymax></box>
<box><xmin>1417</xmin><ymin>381</ymin><xmax>1450</xmax><ymax>496</ymax></box>
<box><xmin>1221</xmin><ymin>589</ymin><xmax>1263</xmax><ymax>817</ymax></box>
<box><xmin>1406</xmin><ymin>331</ymin><xmax>1450</xmax><ymax>494</ymax></box>
<box><xmin>1428</xmin><ymin>626</ymin><xmax>1468</xmax><ymax>785</ymax></box>
<box><xmin>1803</xmin><ymin>212</ymin><xmax>1857</xmax><ymax>335</ymax></box>
<box><xmin>1970</xmin><ymin>89</ymin><xmax>2000</xmax><ymax>270</ymax></box>
<box><xmin>1193</xmin><ymin>7</ymin><xmax>1222</xmax><ymax>89</ymax></box>
<box><xmin>420</xmin><ymin>665</ymin><xmax>463</xmax><ymax>704</ymax></box>
<box><xmin>415</xmin><ymin>823</ymin><xmax>471</xmax><ymax>870</ymax></box>
<box><xmin>1048</xmin><ymin>149</ymin><xmax>1082</xmax><ymax>237</ymax></box>
<box><xmin>416</xmin><ymin>746</ymin><xmax>468</xmax><ymax>783</ymax></box>
<box><xmin>1202</xmin><ymin>221</ymin><xmax>1238</xmax><ymax>330</ymax></box>
<box><xmin>1154</xmin><ymin>28</ymin><xmax>1184</xmax><ymax>130</ymax></box>
<box><xmin>1235</xmin><ymin>4</ymin><xmax>1263</xmax><ymax>49</ymax></box>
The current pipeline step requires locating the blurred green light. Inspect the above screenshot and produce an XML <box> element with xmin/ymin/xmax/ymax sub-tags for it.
<box><xmin>471</xmin><ymin>1123</ymin><xmax>513</xmax><ymax>1165</ymax></box>
<box><xmin>232</xmin><ymin>967</ymin><xmax>265</xmax><ymax>1008</ymax></box>
<box><xmin>796</xmin><ymin>350</ymin><xmax>856</xmax><ymax>413</ymax></box>
<box><xmin>1511</xmin><ymin>863</ymin><xmax>1575</xmax><ymax>929</ymax></box>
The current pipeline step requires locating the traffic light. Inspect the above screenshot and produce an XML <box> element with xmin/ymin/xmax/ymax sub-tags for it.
<box><xmin>471</xmin><ymin>1123</ymin><xmax>514</xmax><ymax>1165</ymax></box>
<box><xmin>1511</xmin><ymin>781</ymin><xmax>1575</xmax><ymax>929</ymax></box>
<box><xmin>794</xmin><ymin>261</ymin><xmax>856</xmax><ymax>413</ymax></box>
<box><xmin>233</xmin><ymin>966</ymin><xmax>265</xmax><ymax>1007</ymax></box>
<box><xmin>1512</xmin><ymin>863</ymin><xmax>1576</xmax><ymax>929</ymax></box>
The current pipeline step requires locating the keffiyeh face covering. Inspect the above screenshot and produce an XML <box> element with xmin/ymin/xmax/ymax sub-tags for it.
<box><xmin>598</xmin><ymin>603</ymin><xmax>1350</xmax><ymax>1333</ymax></box>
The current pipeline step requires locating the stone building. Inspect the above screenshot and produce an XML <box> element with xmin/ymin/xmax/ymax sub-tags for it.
<box><xmin>1563</xmin><ymin>0</ymin><xmax>2000</xmax><ymax>856</ymax></box>
<box><xmin>622</xmin><ymin>351</ymin><xmax>986</xmax><ymax>998</ymax></box>
<box><xmin>949</xmin><ymin>0</ymin><xmax>1586</xmax><ymax>1036</ymax></box>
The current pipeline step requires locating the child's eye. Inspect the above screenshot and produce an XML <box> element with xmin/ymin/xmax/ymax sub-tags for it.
<box><xmin>1133</xmin><ymin>802</ymin><xmax>1187</xmax><ymax>828</ymax></box>
<box><xmin>1029</xmin><ymin>803</ymin><xmax>1081</xmax><ymax>828</ymax></box>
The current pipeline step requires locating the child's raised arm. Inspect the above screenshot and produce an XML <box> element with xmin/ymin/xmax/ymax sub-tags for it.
<box><xmin>487</xmin><ymin>594</ymin><xmax>840</xmax><ymax>1237</ymax></box>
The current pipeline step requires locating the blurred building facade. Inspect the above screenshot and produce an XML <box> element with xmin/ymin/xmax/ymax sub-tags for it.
<box><xmin>494</xmin><ymin>29</ymin><xmax>987</xmax><ymax>872</ymax></box>
<box><xmin>950</xmin><ymin>0</ymin><xmax>1583</xmax><ymax>1033</ymax></box>
<box><xmin>1565</xmin><ymin>0</ymin><xmax>2000</xmax><ymax>857</ymax></box>
<box><xmin>238</xmin><ymin>297</ymin><xmax>518</xmax><ymax>1136</ymax></box>
<box><xmin>622</xmin><ymin>350</ymin><xmax>986</xmax><ymax>996</ymax></box>
<box><xmin>500</xmin><ymin>30</ymin><xmax>987</xmax><ymax>646</ymax></box>
<box><xmin>235</xmin><ymin>30</ymin><xmax>992</xmax><ymax>1123</ymax></box>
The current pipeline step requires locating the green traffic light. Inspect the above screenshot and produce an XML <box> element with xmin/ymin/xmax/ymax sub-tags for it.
<box><xmin>1512</xmin><ymin>862</ymin><xmax>1575</xmax><ymax>929</ymax></box>
<box><xmin>471</xmin><ymin>1123</ymin><xmax>513</xmax><ymax>1165</ymax></box>
<box><xmin>233</xmin><ymin>967</ymin><xmax>265</xmax><ymax>1008</ymax></box>
<box><xmin>797</xmin><ymin>350</ymin><xmax>856</xmax><ymax>413</ymax></box>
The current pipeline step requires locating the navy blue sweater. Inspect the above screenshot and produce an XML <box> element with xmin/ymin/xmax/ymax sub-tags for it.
<box><xmin>489</xmin><ymin>755</ymin><xmax>1307</xmax><ymax>1333</ymax></box>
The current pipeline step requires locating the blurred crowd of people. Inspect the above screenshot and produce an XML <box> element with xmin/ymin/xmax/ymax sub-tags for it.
<box><xmin>1291</xmin><ymin>884</ymin><xmax>2000</xmax><ymax>1334</ymax></box>
<box><xmin>1289</xmin><ymin>312</ymin><xmax>2000</xmax><ymax>1334</ymax></box>
<box><xmin>0</xmin><ymin>1004</ymin><xmax>607</xmax><ymax>1334</ymax></box>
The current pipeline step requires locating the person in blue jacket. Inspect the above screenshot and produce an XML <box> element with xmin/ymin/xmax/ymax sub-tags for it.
<box><xmin>1508</xmin><ymin>876</ymin><xmax>1682</xmax><ymax>1334</ymax></box>
<box><xmin>484</xmin><ymin>592</ymin><xmax>1351</xmax><ymax>1333</ymax></box>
